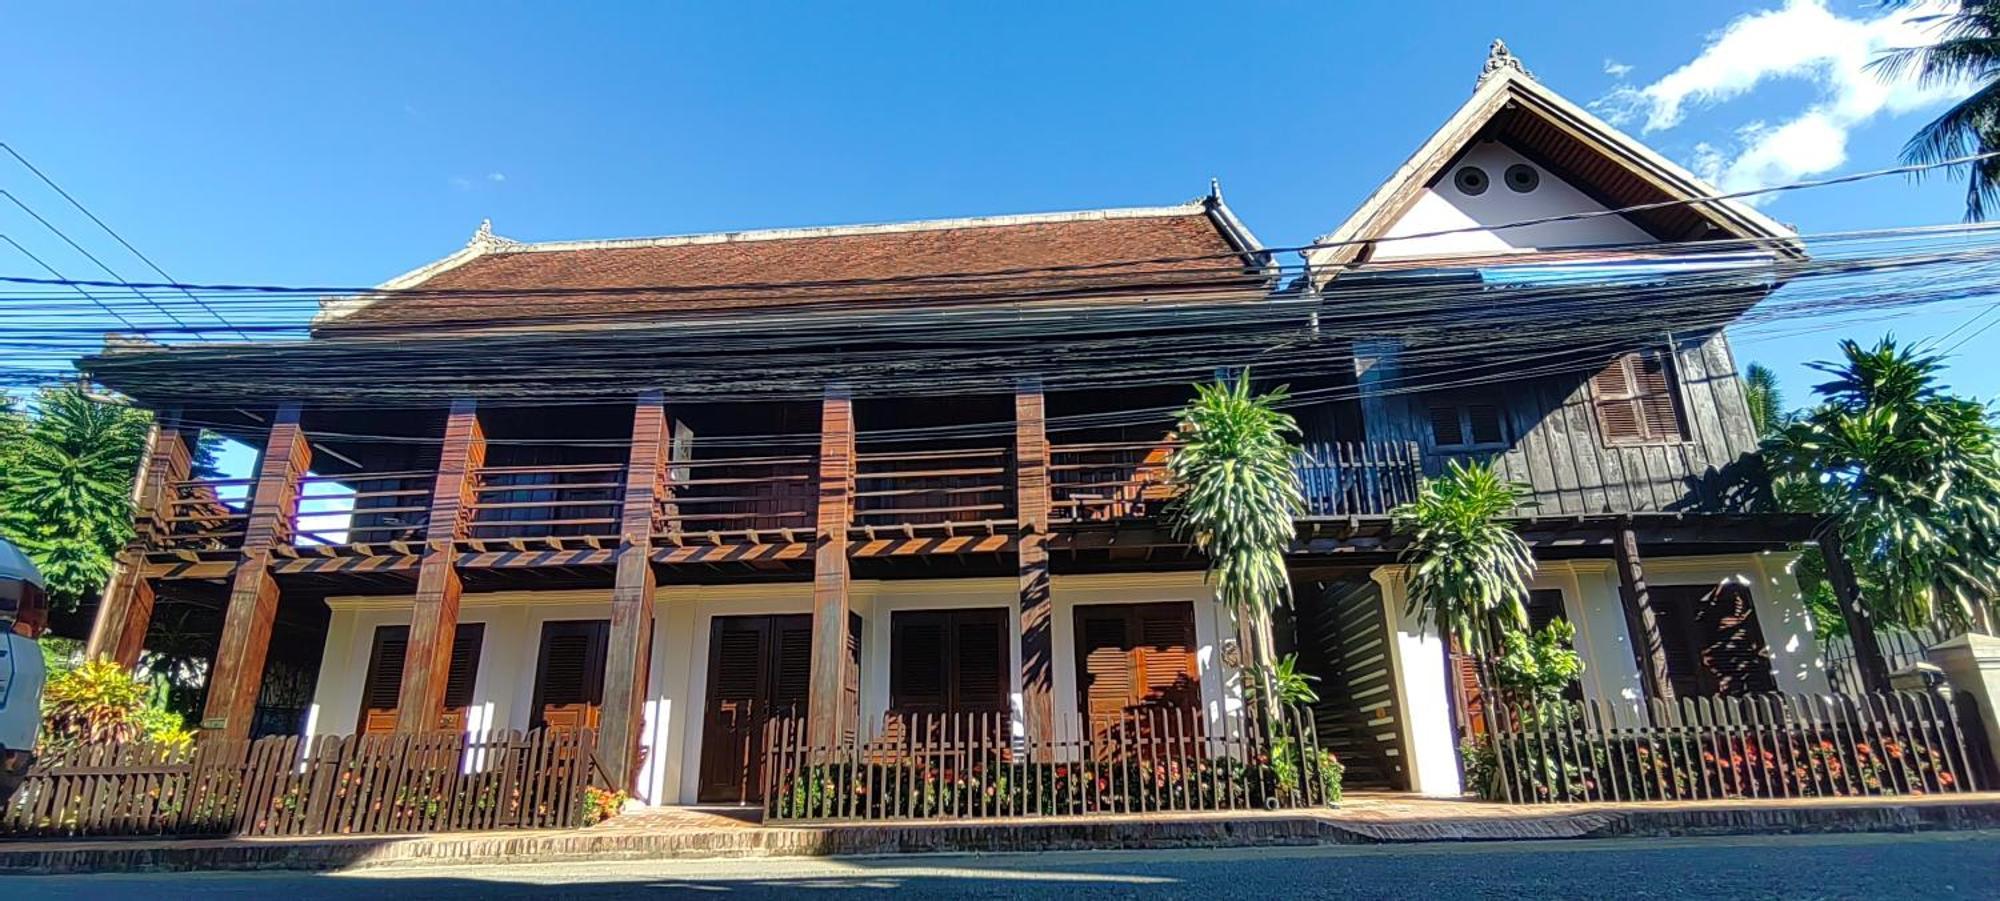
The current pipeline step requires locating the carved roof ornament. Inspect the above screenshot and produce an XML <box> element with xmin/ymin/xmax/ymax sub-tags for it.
<box><xmin>467</xmin><ymin>218</ymin><xmax>518</xmax><ymax>249</ymax></box>
<box><xmin>1477</xmin><ymin>38</ymin><xmax>1532</xmax><ymax>89</ymax></box>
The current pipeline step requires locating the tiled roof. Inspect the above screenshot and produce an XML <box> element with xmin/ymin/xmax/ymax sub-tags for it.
<box><xmin>315</xmin><ymin>200</ymin><xmax>1267</xmax><ymax>333</ymax></box>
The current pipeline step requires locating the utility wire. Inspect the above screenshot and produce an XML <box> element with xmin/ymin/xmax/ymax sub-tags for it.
<box><xmin>0</xmin><ymin>233</ymin><xmax>140</xmax><ymax>331</ymax></box>
<box><xmin>0</xmin><ymin>189</ymin><xmax>201</xmax><ymax>335</ymax></box>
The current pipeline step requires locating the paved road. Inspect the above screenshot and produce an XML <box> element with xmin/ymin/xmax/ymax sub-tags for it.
<box><xmin>9</xmin><ymin>832</ymin><xmax>1997</xmax><ymax>899</ymax></box>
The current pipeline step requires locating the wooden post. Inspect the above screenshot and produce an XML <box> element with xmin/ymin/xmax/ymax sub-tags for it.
<box><xmin>1613</xmin><ymin>521</ymin><xmax>1675</xmax><ymax>705</ymax></box>
<box><xmin>88</xmin><ymin>411</ymin><xmax>191</xmax><ymax>666</ymax></box>
<box><xmin>396</xmin><ymin>399</ymin><xmax>485</xmax><ymax>733</ymax></box>
<box><xmin>1821</xmin><ymin>530</ymin><xmax>1891</xmax><ymax>694</ymax></box>
<box><xmin>202</xmin><ymin>402</ymin><xmax>310</xmax><ymax>738</ymax></box>
<box><xmin>807</xmin><ymin>388</ymin><xmax>855</xmax><ymax>747</ymax></box>
<box><xmin>600</xmin><ymin>392</ymin><xmax>668</xmax><ymax>785</ymax></box>
<box><xmin>1015</xmin><ymin>379</ymin><xmax>1054</xmax><ymax>747</ymax></box>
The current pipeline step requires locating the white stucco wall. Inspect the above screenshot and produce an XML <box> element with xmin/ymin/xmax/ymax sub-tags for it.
<box><xmin>1373</xmin><ymin>141</ymin><xmax>1656</xmax><ymax>260</ymax></box>
<box><xmin>308</xmin><ymin>571</ymin><xmax>1241</xmax><ymax>807</ymax></box>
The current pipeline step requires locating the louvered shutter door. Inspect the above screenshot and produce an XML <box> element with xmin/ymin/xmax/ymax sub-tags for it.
<box><xmin>1134</xmin><ymin>604</ymin><xmax>1198</xmax><ymax>710</ymax></box>
<box><xmin>953</xmin><ymin>609</ymin><xmax>1007</xmax><ymax>712</ymax></box>
<box><xmin>1427</xmin><ymin>401</ymin><xmax>1465</xmax><ymax>447</ymax></box>
<box><xmin>357</xmin><ymin>626</ymin><xmax>409</xmax><ymax>735</ymax></box>
<box><xmin>1695</xmin><ymin>583</ymin><xmax>1777</xmax><ymax>696</ymax></box>
<box><xmin>1078</xmin><ymin>610</ymin><xmax>1134</xmax><ymax>726</ymax></box>
<box><xmin>532</xmin><ymin>620</ymin><xmax>608</xmax><ymax>730</ymax></box>
<box><xmin>891</xmin><ymin>611</ymin><xmax>950</xmax><ymax>713</ymax></box>
<box><xmin>439</xmin><ymin>623</ymin><xmax>485</xmax><ymax>731</ymax></box>
<box><xmin>1593</xmin><ymin>356</ymin><xmax>1647</xmax><ymax>443</ymax></box>
<box><xmin>771</xmin><ymin>616</ymin><xmax>814</xmax><ymax>716</ymax></box>
<box><xmin>1651</xmin><ymin>587</ymin><xmax>1709</xmax><ymax>699</ymax></box>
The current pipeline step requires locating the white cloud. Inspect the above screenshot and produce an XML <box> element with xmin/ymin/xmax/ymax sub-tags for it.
<box><xmin>448</xmin><ymin>176</ymin><xmax>472</xmax><ymax>191</ymax></box>
<box><xmin>1604</xmin><ymin>59</ymin><xmax>1634</xmax><ymax>79</ymax></box>
<box><xmin>1594</xmin><ymin>0</ymin><xmax>1968</xmax><ymax>198</ymax></box>
<box><xmin>487</xmin><ymin>172</ymin><xmax>507</xmax><ymax>183</ymax></box>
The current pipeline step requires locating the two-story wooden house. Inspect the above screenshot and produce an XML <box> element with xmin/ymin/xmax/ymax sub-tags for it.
<box><xmin>77</xmin><ymin>44</ymin><xmax>1841</xmax><ymax>807</ymax></box>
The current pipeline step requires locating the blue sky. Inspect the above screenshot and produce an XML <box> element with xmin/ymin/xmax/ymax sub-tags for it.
<box><xmin>2</xmin><ymin>0</ymin><xmax>1994</xmax><ymax>432</ymax></box>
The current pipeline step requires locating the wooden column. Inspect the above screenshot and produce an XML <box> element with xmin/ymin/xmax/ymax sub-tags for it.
<box><xmin>807</xmin><ymin>388</ymin><xmax>855</xmax><ymax>747</ymax></box>
<box><xmin>88</xmin><ymin>411</ymin><xmax>191</xmax><ymax>666</ymax></box>
<box><xmin>600</xmin><ymin>392</ymin><xmax>669</xmax><ymax>784</ymax></box>
<box><xmin>1821</xmin><ymin>530</ymin><xmax>1891</xmax><ymax>694</ymax></box>
<box><xmin>1613</xmin><ymin>521</ymin><xmax>1675</xmax><ymax>705</ymax></box>
<box><xmin>1015</xmin><ymin>379</ymin><xmax>1054</xmax><ymax>746</ymax></box>
<box><xmin>202</xmin><ymin>402</ymin><xmax>310</xmax><ymax>738</ymax></box>
<box><xmin>396</xmin><ymin>399</ymin><xmax>485</xmax><ymax>733</ymax></box>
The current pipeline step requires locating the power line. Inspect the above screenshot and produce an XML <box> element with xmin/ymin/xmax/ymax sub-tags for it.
<box><xmin>0</xmin><ymin>189</ymin><xmax>202</xmax><ymax>336</ymax></box>
<box><xmin>0</xmin><ymin>142</ymin><xmax>251</xmax><ymax>340</ymax></box>
<box><xmin>0</xmin><ymin>233</ymin><xmax>141</xmax><ymax>331</ymax></box>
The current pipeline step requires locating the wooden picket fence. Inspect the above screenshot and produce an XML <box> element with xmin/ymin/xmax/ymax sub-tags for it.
<box><xmin>1</xmin><ymin>729</ymin><xmax>603</xmax><ymax>839</ymax></box>
<box><xmin>762</xmin><ymin>706</ymin><xmax>1342</xmax><ymax>822</ymax></box>
<box><xmin>1472</xmin><ymin>690</ymin><xmax>1992</xmax><ymax>804</ymax></box>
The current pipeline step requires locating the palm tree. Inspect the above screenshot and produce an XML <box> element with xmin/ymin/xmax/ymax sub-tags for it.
<box><xmin>1744</xmin><ymin>362</ymin><xmax>1787</xmax><ymax>438</ymax></box>
<box><xmin>1871</xmin><ymin>2</ymin><xmax>2000</xmax><ymax>220</ymax></box>
<box><xmin>1390</xmin><ymin>459</ymin><xmax>1536</xmax><ymax>655</ymax></box>
<box><xmin>0</xmin><ymin>386</ymin><xmax>152</xmax><ymax>609</ymax></box>
<box><xmin>1765</xmin><ymin>337</ymin><xmax>2000</xmax><ymax>632</ymax></box>
<box><xmin>1165</xmin><ymin>372</ymin><xmax>1305</xmax><ymax>696</ymax></box>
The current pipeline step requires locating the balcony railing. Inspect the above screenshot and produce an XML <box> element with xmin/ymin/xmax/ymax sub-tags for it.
<box><xmin>156</xmin><ymin>477</ymin><xmax>253</xmax><ymax>550</ymax></box>
<box><xmin>1293</xmin><ymin>441</ymin><xmax>1423</xmax><ymax>517</ymax></box>
<box><xmin>288</xmin><ymin>471</ymin><xmax>436</xmax><ymax>547</ymax></box>
<box><xmin>1049</xmin><ymin>440</ymin><xmax>1177</xmax><ymax>523</ymax></box>
<box><xmin>853</xmin><ymin>446</ymin><xmax>1014</xmax><ymax>530</ymax></box>
<box><xmin>658</xmin><ymin>453</ymin><xmax>818</xmax><ymax>542</ymax></box>
<box><xmin>467</xmin><ymin>463</ymin><xmax>623</xmax><ymax>541</ymax></box>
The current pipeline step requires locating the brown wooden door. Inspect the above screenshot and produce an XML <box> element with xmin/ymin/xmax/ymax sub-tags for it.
<box><xmin>1074</xmin><ymin>602</ymin><xmax>1199</xmax><ymax>743</ymax></box>
<box><xmin>530</xmin><ymin>619</ymin><xmax>609</xmax><ymax>731</ymax></box>
<box><xmin>1653</xmin><ymin>583</ymin><xmax>1776</xmax><ymax>698</ymax></box>
<box><xmin>357</xmin><ymin>622</ymin><xmax>486</xmax><ymax>735</ymax></box>
<box><xmin>698</xmin><ymin>614</ymin><xmax>812</xmax><ymax>804</ymax></box>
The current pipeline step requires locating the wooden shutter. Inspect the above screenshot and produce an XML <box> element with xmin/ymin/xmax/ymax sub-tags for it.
<box><xmin>771</xmin><ymin>615</ymin><xmax>815</xmax><ymax>715</ymax></box>
<box><xmin>890</xmin><ymin>611</ymin><xmax>950</xmax><ymax>713</ymax></box>
<box><xmin>1465</xmin><ymin>402</ymin><xmax>1505</xmax><ymax>445</ymax></box>
<box><xmin>1524</xmin><ymin>589</ymin><xmax>1566</xmax><ymax>632</ymax></box>
<box><xmin>1074</xmin><ymin>602</ymin><xmax>1197</xmax><ymax>725</ymax></box>
<box><xmin>1134</xmin><ymin>605</ymin><xmax>1197</xmax><ymax>708</ymax></box>
<box><xmin>439</xmin><ymin>623</ymin><xmax>485</xmax><ymax>731</ymax></box>
<box><xmin>531</xmin><ymin>619</ymin><xmax>609</xmax><ymax>730</ymax></box>
<box><xmin>889</xmin><ymin>608</ymin><xmax>1007</xmax><ymax>714</ymax></box>
<box><xmin>357</xmin><ymin>626</ymin><xmax>409</xmax><ymax>735</ymax></box>
<box><xmin>1426</xmin><ymin>401</ymin><xmax>1466</xmax><ymax>447</ymax></box>
<box><xmin>1594</xmin><ymin>351</ymin><xmax>1685</xmax><ymax>444</ymax></box>
<box><xmin>1693</xmin><ymin>583</ymin><xmax>1776</xmax><ymax>696</ymax></box>
<box><xmin>1077</xmin><ymin>609</ymin><xmax>1135</xmax><ymax>725</ymax></box>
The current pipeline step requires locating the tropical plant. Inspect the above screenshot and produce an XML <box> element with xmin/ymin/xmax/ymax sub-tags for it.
<box><xmin>1267</xmin><ymin>652</ymin><xmax>1321</xmax><ymax>706</ymax></box>
<box><xmin>38</xmin><ymin>657</ymin><xmax>192</xmax><ymax>754</ymax></box>
<box><xmin>1390</xmin><ymin>458</ymin><xmax>1535</xmax><ymax>654</ymax></box>
<box><xmin>1871</xmin><ymin>1</ymin><xmax>2000</xmax><ymax>220</ymax></box>
<box><xmin>1490</xmin><ymin>619</ymin><xmax>1584</xmax><ymax>706</ymax></box>
<box><xmin>1744</xmin><ymin>362</ymin><xmax>1787</xmax><ymax>438</ymax></box>
<box><xmin>1166</xmin><ymin>372</ymin><xmax>1305</xmax><ymax>678</ymax></box>
<box><xmin>1764</xmin><ymin>337</ymin><xmax>2000</xmax><ymax>632</ymax></box>
<box><xmin>0</xmin><ymin>386</ymin><xmax>151</xmax><ymax>610</ymax></box>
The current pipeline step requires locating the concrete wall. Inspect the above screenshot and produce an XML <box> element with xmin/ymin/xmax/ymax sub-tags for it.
<box><xmin>308</xmin><ymin>571</ymin><xmax>1239</xmax><ymax>806</ymax></box>
<box><xmin>1373</xmin><ymin>141</ymin><xmax>1656</xmax><ymax>260</ymax></box>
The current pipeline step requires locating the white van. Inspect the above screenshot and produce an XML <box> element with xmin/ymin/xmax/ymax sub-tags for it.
<box><xmin>0</xmin><ymin>538</ymin><xmax>47</xmax><ymax>805</ymax></box>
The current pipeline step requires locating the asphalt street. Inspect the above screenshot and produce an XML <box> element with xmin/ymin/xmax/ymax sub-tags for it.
<box><xmin>8</xmin><ymin>831</ymin><xmax>1997</xmax><ymax>899</ymax></box>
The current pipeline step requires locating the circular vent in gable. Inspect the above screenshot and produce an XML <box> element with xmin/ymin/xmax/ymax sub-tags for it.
<box><xmin>1453</xmin><ymin>167</ymin><xmax>1489</xmax><ymax>196</ymax></box>
<box><xmin>1504</xmin><ymin>164</ymin><xmax>1540</xmax><ymax>193</ymax></box>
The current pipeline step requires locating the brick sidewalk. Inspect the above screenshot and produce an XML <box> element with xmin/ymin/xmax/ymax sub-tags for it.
<box><xmin>4</xmin><ymin>792</ymin><xmax>1998</xmax><ymax>875</ymax></box>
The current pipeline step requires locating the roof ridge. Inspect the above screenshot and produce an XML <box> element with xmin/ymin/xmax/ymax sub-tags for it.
<box><xmin>485</xmin><ymin>201</ymin><xmax>1214</xmax><ymax>255</ymax></box>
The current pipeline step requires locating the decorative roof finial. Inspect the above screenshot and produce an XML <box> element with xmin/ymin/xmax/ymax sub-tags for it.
<box><xmin>466</xmin><ymin>218</ymin><xmax>517</xmax><ymax>249</ymax></box>
<box><xmin>1477</xmin><ymin>38</ymin><xmax>1532</xmax><ymax>89</ymax></box>
<box><xmin>1209</xmin><ymin>177</ymin><xmax>1223</xmax><ymax>201</ymax></box>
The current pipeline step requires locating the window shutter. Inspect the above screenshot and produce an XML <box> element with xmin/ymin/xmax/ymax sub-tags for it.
<box><xmin>1524</xmin><ymin>589</ymin><xmax>1566</xmax><ymax>633</ymax></box>
<box><xmin>1649</xmin><ymin>588</ymin><xmax>1706</xmax><ymax>700</ymax></box>
<box><xmin>440</xmin><ymin>623</ymin><xmax>485</xmax><ymax>731</ymax></box>
<box><xmin>1465</xmin><ymin>403</ymin><xmax>1505</xmax><ymax>446</ymax></box>
<box><xmin>1426</xmin><ymin>401</ymin><xmax>1465</xmax><ymax>447</ymax></box>
<box><xmin>771</xmin><ymin>617</ymin><xmax>815</xmax><ymax>713</ymax></box>
<box><xmin>1078</xmin><ymin>611</ymin><xmax>1134</xmax><ymax>725</ymax></box>
<box><xmin>357</xmin><ymin>626</ymin><xmax>409</xmax><ymax>735</ymax></box>
<box><xmin>1694</xmin><ymin>583</ymin><xmax>1776</xmax><ymax>696</ymax></box>
<box><xmin>1134</xmin><ymin>605</ymin><xmax>1197</xmax><ymax>709</ymax></box>
<box><xmin>1595</xmin><ymin>351</ymin><xmax>1685</xmax><ymax>444</ymax></box>
<box><xmin>890</xmin><ymin>608</ymin><xmax>1007</xmax><ymax>714</ymax></box>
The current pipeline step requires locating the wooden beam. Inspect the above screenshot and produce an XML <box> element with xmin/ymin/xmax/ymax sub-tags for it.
<box><xmin>1821</xmin><ymin>530</ymin><xmax>1891</xmax><ymax>694</ymax></box>
<box><xmin>203</xmin><ymin>402</ymin><xmax>309</xmax><ymax>738</ymax></box>
<box><xmin>1613</xmin><ymin>522</ymin><xmax>1676</xmax><ymax>705</ymax></box>
<box><xmin>807</xmin><ymin>388</ymin><xmax>855</xmax><ymax>746</ymax></box>
<box><xmin>600</xmin><ymin>392</ymin><xmax>669</xmax><ymax>787</ymax></box>
<box><xmin>1015</xmin><ymin>378</ymin><xmax>1053</xmax><ymax>746</ymax></box>
<box><xmin>396</xmin><ymin>399</ymin><xmax>485</xmax><ymax>733</ymax></box>
<box><xmin>89</xmin><ymin>411</ymin><xmax>190</xmax><ymax>666</ymax></box>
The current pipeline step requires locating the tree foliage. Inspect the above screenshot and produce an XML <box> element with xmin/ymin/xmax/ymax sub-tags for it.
<box><xmin>1166</xmin><ymin>372</ymin><xmax>1305</xmax><ymax>618</ymax></box>
<box><xmin>1391</xmin><ymin>458</ymin><xmax>1535</xmax><ymax>655</ymax></box>
<box><xmin>1744</xmin><ymin>362</ymin><xmax>1787</xmax><ymax>438</ymax></box>
<box><xmin>0</xmin><ymin>387</ymin><xmax>151</xmax><ymax>610</ymax></box>
<box><xmin>39</xmin><ymin>658</ymin><xmax>194</xmax><ymax>755</ymax></box>
<box><xmin>1872</xmin><ymin>1</ymin><xmax>2000</xmax><ymax>220</ymax></box>
<box><xmin>1764</xmin><ymin>337</ymin><xmax>2000</xmax><ymax>632</ymax></box>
